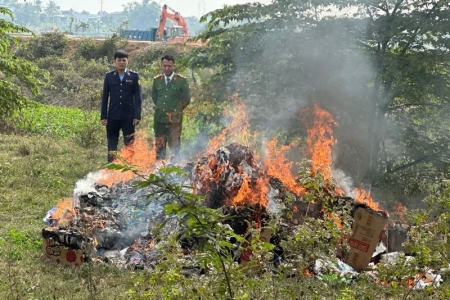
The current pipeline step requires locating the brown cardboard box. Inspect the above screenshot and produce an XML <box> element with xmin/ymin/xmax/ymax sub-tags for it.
<box><xmin>42</xmin><ymin>237</ymin><xmax>86</xmax><ymax>267</ymax></box>
<box><xmin>345</xmin><ymin>207</ymin><xmax>388</xmax><ymax>271</ymax></box>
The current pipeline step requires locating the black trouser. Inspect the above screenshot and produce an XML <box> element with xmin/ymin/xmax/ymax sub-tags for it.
<box><xmin>106</xmin><ymin>119</ymin><xmax>135</xmax><ymax>162</ymax></box>
<box><xmin>154</xmin><ymin>122</ymin><xmax>182</xmax><ymax>160</ymax></box>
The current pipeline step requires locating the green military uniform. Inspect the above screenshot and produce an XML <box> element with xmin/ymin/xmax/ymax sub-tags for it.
<box><xmin>152</xmin><ymin>73</ymin><xmax>191</xmax><ymax>160</ymax></box>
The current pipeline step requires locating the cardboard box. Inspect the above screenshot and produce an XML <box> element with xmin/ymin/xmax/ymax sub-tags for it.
<box><xmin>42</xmin><ymin>237</ymin><xmax>86</xmax><ymax>267</ymax></box>
<box><xmin>345</xmin><ymin>207</ymin><xmax>388</xmax><ymax>271</ymax></box>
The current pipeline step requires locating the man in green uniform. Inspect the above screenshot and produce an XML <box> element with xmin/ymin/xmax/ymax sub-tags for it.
<box><xmin>152</xmin><ymin>54</ymin><xmax>191</xmax><ymax>160</ymax></box>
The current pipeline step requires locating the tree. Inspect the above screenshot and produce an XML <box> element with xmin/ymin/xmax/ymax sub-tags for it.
<box><xmin>44</xmin><ymin>0</ymin><xmax>59</xmax><ymax>23</ymax></box>
<box><xmin>68</xmin><ymin>17</ymin><xmax>74</xmax><ymax>33</ymax></box>
<box><xmin>123</xmin><ymin>0</ymin><xmax>163</xmax><ymax>29</ymax></box>
<box><xmin>0</xmin><ymin>6</ymin><xmax>47</xmax><ymax>119</ymax></box>
<box><xmin>356</xmin><ymin>0</ymin><xmax>450</xmax><ymax>190</ymax></box>
<box><xmin>183</xmin><ymin>0</ymin><xmax>450</xmax><ymax>196</ymax></box>
<box><xmin>12</xmin><ymin>2</ymin><xmax>41</xmax><ymax>27</ymax></box>
<box><xmin>76</xmin><ymin>22</ymin><xmax>90</xmax><ymax>34</ymax></box>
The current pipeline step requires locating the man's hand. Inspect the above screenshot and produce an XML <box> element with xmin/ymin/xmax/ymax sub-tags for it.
<box><xmin>133</xmin><ymin>119</ymin><xmax>140</xmax><ymax>126</ymax></box>
<box><xmin>101</xmin><ymin>119</ymin><xmax>107</xmax><ymax>126</ymax></box>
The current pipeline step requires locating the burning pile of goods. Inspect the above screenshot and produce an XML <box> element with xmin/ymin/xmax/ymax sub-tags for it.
<box><xmin>41</xmin><ymin>101</ymin><xmax>443</xmax><ymax>290</ymax></box>
<box><xmin>41</xmin><ymin>141</ymin><xmax>389</xmax><ymax>272</ymax></box>
<box><xmin>40</xmin><ymin>142</ymin><xmax>300</xmax><ymax>268</ymax></box>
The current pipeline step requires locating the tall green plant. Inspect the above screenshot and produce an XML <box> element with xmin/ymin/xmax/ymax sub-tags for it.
<box><xmin>0</xmin><ymin>6</ymin><xmax>47</xmax><ymax>120</ymax></box>
<box><xmin>29</xmin><ymin>31</ymin><xmax>68</xmax><ymax>58</ymax></box>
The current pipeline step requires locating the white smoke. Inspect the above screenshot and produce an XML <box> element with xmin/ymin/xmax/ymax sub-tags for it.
<box><xmin>72</xmin><ymin>171</ymin><xmax>104</xmax><ymax>209</ymax></box>
<box><xmin>332</xmin><ymin>168</ymin><xmax>354</xmax><ymax>197</ymax></box>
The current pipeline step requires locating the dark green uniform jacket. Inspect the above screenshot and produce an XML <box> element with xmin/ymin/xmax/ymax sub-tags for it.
<box><xmin>152</xmin><ymin>73</ymin><xmax>191</xmax><ymax>123</ymax></box>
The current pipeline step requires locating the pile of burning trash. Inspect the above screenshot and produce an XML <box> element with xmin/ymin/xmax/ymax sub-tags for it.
<box><xmin>41</xmin><ymin>101</ymin><xmax>446</xmax><ymax>290</ymax></box>
<box><xmin>40</xmin><ymin>144</ymin><xmax>396</xmax><ymax>273</ymax></box>
<box><xmin>42</xmin><ymin>143</ymin><xmax>284</xmax><ymax>267</ymax></box>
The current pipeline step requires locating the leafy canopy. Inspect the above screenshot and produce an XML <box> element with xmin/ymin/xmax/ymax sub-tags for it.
<box><xmin>0</xmin><ymin>6</ymin><xmax>47</xmax><ymax>118</ymax></box>
<box><xmin>183</xmin><ymin>0</ymin><xmax>450</xmax><ymax>194</ymax></box>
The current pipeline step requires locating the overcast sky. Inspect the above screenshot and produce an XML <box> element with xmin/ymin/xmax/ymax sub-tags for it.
<box><xmin>39</xmin><ymin>0</ymin><xmax>272</xmax><ymax>17</ymax></box>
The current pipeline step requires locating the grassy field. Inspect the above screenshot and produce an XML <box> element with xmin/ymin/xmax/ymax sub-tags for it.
<box><xmin>0</xmin><ymin>132</ymin><xmax>144</xmax><ymax>299</ymax></box>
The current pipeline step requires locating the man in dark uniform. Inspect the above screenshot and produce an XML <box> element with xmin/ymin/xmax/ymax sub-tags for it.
<box><xmin>101</xmin><ymin>50</ymin><xmax>142</xmax><ymax>162</ymax></box>
<box><xmin>152</xmin><ymin>54</ymin><xmax>191</xmax><ymax>160</ymax></box>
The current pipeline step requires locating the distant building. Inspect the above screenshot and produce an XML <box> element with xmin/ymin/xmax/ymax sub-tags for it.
<box><xmin>53</xmin><ymin>14</ymin><xmax>68</xmax><ymax>24</ymax></box>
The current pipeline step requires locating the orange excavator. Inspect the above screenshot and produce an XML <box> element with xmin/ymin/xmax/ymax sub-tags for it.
<box><xmin>157</xmin><ymin>4</ymin><xmax>190</xmax><ymax>43</ymax></box>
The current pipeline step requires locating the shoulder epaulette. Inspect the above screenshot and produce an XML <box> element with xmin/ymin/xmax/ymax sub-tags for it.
<box><xmin>129</xmin><ymin>69</ymin><xmax>138</xmax><ymax>74</ymax></box>
<box><xmin>176</xmin><ymin>73</ymin><xmax>186</xmax><ymax>78</ymax></box>
<box><xmin>154</xmin><ymin>74</ymin><xmax>164</xmax><ymax>79</ymax></box>
<box><xmin>107</xmin><ymin>70</ymin><xmax>115</xmax><ymax>74</ymax></box>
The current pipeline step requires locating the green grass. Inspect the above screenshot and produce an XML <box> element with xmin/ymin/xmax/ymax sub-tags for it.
<box><xmin>0</xmin><ymin>132</ymin><xmax>143</xmax><ymax>299</ymax></box>
<box><xmin>18</xmin><ymin>102</ymin><xmax>100</xmax><ymax>139</ymax></box>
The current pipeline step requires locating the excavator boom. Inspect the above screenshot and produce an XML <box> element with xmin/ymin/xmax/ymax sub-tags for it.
<box><xmin>157</xmin><ymin>4</ymin><xmax>189</xmax><ymax>42</ymax></box>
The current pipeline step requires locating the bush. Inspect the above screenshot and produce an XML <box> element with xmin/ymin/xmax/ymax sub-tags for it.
<box><xmin>36</xmin><ymin>56</ymin><xmax>70</xmax><ymax>71</ymax></box>
<box><xmin>76</xmin><ymin>57</ymin><xmax>110</xmax><ymax>79</ymax></box>
<box><xmin>94</xmin><ymin>33</ymin><xmax>127</xmax><ymax>60</ymax></box>
<box><xmin>75</xmin><ymin>37</ymin><xmax>97</xmax><ymax>60</ymax></box>
<box><xmin>132</xmin><ymin>44</ymin><xmax>182</xmax><ymax>71</ymax></box>
<box><xmin>24</xmin><ymin>32</ymin><xmax>68</xmax><ymax>59</ymax></box>
<box><xmin>33</xmin><ymin>56</ymin><xmax>108</xmax><ymax>107</ymax></box>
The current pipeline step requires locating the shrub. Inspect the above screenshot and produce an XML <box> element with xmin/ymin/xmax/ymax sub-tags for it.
<box><xmin>75</xmin><ymin>37</ymin><xmax>97</xmax><ymax>60</ymax></box>
<box><xmin>36</xmin><ymin>56</ymin><xmax>70</xmax><ymax>71</ymax></box>
<box><xmin>132</xmin><ymin>44</ymin><xmax>182</xmax><ymax>71</ymax></box>
<box><xmin>95</xmin><ymin>33</ymin><xmax>127</xmax><ymax>60</ymax></box>
<box><xmin>75</xmin><ymin>57</ymin><xmax>110</xmax><ymax>79</ymax></box>
<box><xmin>27</xmin><ymin>32</ymin><xmax>68</xmax><ymax>59</ymax></box>
<box><xmin>33</xmin><ymin>56</ymin><xmax>108</xmax><ymax>108</ymax></box>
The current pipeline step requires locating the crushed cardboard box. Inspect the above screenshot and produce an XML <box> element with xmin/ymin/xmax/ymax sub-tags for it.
<box><xmin>42</xmin><ymin>237</ymin><xmax>87</xmax><ymax>267</ymax></box>
<box><xmin>345</xmin><ymin>207</ymin><xmax>388</xmax><ymax>271</ymax></box>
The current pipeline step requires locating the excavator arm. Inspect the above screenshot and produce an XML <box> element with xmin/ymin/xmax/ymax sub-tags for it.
<box><xmin>157</xmin><ymin>4</ymin><xmax>189</xmax><ymax>41</ymax></box>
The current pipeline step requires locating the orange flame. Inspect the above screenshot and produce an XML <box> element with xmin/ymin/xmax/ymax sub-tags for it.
<box><xmin>328</xmin><ymin>212</ymin><xmax>343</xmax><ymax>229</ymax></box>
<box><xmin>50</xmin><ymin>198</ymin><xmax>74</xmax><ymax>221</ymax></box>
<box><xmin>354</xmin><ymin>186</ymin><xmax>387</xmax><ymax>215</ymax></box>
<box><xmin>196</xmin><ymin>97</ymin><xmax>268</xmax><ymax>206</ymax></box>
<box><xmin>406</xmin><ymin>273</ymin><xmax>424</xmax><ymax>289</ymax></box>
<box><xmin>232</xmin><ymin>175</ymin><xmax>269</xmax><ymax>206</ymax></box>
<box><xmin>303</xmin><ymin>268</ymin><xmax>314</xmax><ymax>276</ymax></box>
<box><xmin>263</xmin><ymin>137</ymin><xmax>305</xmax><ymax>196</ymax></box>
<box><xmin>301</xmin><ymin>102</ymin><xmax>337</xmax><ymax>180</ymax></box>
<box><xmin>206</xmin><ymin>95</ymin><xmax>253</xmax><ymax>153</ymax></box>
<box><xmin>98</xmin><ymin>131</ymin><xmax>156</xmax><ymax>187</ymax></box>
<box><xmin>334</xmin><ymin>187</ymin><xmax>345</xmax><ymax>196</ymax></box>
<box><xmin>147</xmin><ymin>240</ymin><xmax>156</xmax><ymax>250</ymax></box>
